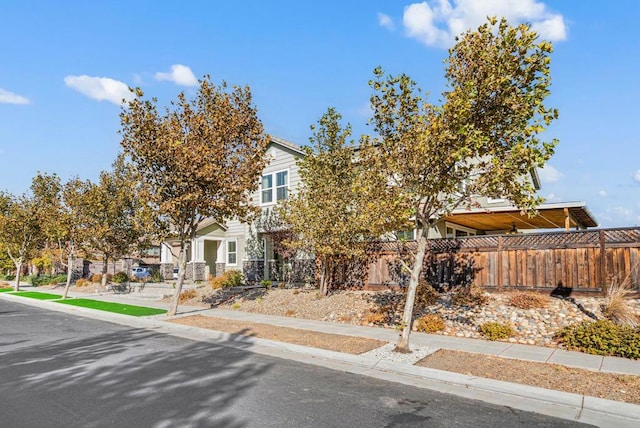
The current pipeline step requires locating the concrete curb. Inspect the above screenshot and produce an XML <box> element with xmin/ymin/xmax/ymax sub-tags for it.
<box><xmin>2</xmin><ymin>292</ymin><xmax>639</xmax><ymax>427</ymax></box>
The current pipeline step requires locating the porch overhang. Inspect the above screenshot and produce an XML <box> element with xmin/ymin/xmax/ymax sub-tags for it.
<box><xmin>444</xmin><ymin>201</ymin><xmax>598</xmax><ymax>232</ymax></box>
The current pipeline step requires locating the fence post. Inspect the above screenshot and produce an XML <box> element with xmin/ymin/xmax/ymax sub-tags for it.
<box><xmin>599</xmin><ymin>230</ymin><xmax>607</xmax><ymax>295</ymax></box>
<box><xmin>497</xmin><ymin>235</ymin><xmax>503</xmax><ymax>291</ymax></box>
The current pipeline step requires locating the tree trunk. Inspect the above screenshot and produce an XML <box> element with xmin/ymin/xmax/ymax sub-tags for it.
<box><xmin>62</xmin><ymin>253</ymin><xmax>74</xmax><ymax>299</ymax></box>
<box><xmin>320</xmin><ymin>258</ymin><xmax>332</xmax><ymax>296</ymax></box>
<box><xmin>395</xmin><ymin>228</ymin><xmax>429</xmax><ymax>353</ymax></box>
<box><xmin>101</xmin><ymin>256</ymin><xmax>108</xmax><ymax>288</ymax></box>
<box><xmin>168</xmin><ymin>247</ymin><xmax>187</xmax><ymax>316</ymax></box>
<box><xmin>13</xmin><ymin>259</ymin><xmax>22</xmax><ymax>291</ymax></box>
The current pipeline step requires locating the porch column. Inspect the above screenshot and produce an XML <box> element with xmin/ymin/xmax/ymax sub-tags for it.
<box><xmin>194</xmin><ymin>238</ymin><xmax>205</xmax><ymax>262</ymax></box>
<box><xmin>160</xmin><ymin>243</ymin><xmax>173</xmax><ymax>264</ymax></box>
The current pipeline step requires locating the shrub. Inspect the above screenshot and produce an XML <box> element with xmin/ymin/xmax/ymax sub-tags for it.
<box><xmin>112</xmin><ymin>272</ymin><xmax>129</xmax><ymax>284</ymax></box>
<box><xmin>210</xmin><ymin>270</ymin><xmax>243</xmax><ymax>289</ymax></box>
<box><xmin>555</xmin><ymin>320</ymin><xmax>640</xmax><ymax>359</ymax></box>
<box><xmin>478</xmin><ymin>321</ymin><xmax>515</xmax><ymax>340</ymax></box>
<box><xmin>508</xmin><ymin>291</ymin><xmax>550</xmax><ymax>309</ymax></box>
<box><xmin>75</xmin><ymin>278</ymin><xmax>90</xmax><ymax>287</ymax></box>
<box><xmin>260</xmin><ymin>280</ymin><xmax>272</xmax><ymax>289</ymax></box>
<box><xmin>600</xmin><ymin>282</ymin><xmax>638</xmax><ymax>327</ymax></box>
<box><xmin>179</xmin><ymin>289</ymin><xmax>197</xmax><ymax>303</ymax></box>
<box><xmin>149</xmin><ymin>269</ymin><xmax>162</xmax><ymax>283</ymax></box>
<box><xmin>415</xmin><ymin>314</ymin><xmax>445</xmax><ymax>333</ymax></box>
<box><xmin>414</xmin><ymin>280</ymin><xmax>440</xmax><ymax>309</ymax></box>
<box><xmin>27</xmin><ymin>274</ymin><xmax>67</xmax><ymax>286</ymax></box>
<box><xmin>231</xmin><ymin>302</ymin><xmax>241</xmax><ymax>309</ymax></box>
<box><xmin>278</xmin><ymin>282</ymin><xmax>286</xmax><ymax>289</ymax></box>
<box><xmin>363</xmin><ymin>310</ymin><xmax>386</xmax><ymax>325</ymax></box>
<box><xmin>451</xmin><ymin>285</ymin><xmax>489</xmax><ymax>307</ymax></box>
<box><xmin>284</xmin><ymin>309</ymin><xmax>296</xmax><ymax>317</ymax></box>
<box><xmin>91</xmin><ymin>273</ymin><xmax>113</xmax><ymax>284</ymax></box>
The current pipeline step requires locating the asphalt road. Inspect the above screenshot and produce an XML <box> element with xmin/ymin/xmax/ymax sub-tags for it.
<box><xmin>0</xmin><ymin>299</ymin><xmax>591</xmax><ymax>428</ymax></box>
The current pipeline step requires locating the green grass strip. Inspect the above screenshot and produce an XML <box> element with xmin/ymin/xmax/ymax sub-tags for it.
<box><xmin>0</xmin><ymin>287</ymin><xmax>14</xmax><ymax>292</ymax></box>
<box><xmin>56</xmin><ymin>298</ymin><xmax>167</xmax><ymax>317</ymax></box>
<box><xmin>12</xmin><ymin>291</ymin><xmax>63</xmax><ymax>300</ymax></box>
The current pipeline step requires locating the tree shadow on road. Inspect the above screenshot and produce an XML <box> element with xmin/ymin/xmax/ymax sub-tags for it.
<box><xmin>0</xmin><ymin>326</ymin><xmax>270</xmax><ymax>427</ymax></box>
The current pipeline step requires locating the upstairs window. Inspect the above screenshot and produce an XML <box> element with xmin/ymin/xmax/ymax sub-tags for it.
<box><xmin>261</xmin><ymin>175</ymin><xmax>273</xmax><ymax>204</ymax></box>
<box><xmin>276</xmin><ymin>171</ymin><xmax>288</xmax><ymax>201</ymax></box>
<box><xmin>261</xmin><ymin>170</ymin><xmax>288</xmax><ymax>204</ymax></box>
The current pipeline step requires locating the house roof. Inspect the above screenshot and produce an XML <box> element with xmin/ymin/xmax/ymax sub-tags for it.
<box><xmin>195</xmin><ymin>218</ymin><xmax>227</xmax><ymax>233</ymax></box>
<box><xmin>269</xmin><ymin>136</ymin><xmax>306</xmax><ymax>155</ymax></box>
<box><xmin>445</xmin><ymin>201</ymin><xmax>598</xmax><ymax>231</ymax></box>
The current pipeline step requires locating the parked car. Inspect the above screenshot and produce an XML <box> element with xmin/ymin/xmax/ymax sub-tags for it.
<box><xmin>131</xmin><ymin>266</ymin><xmax>151</xmax><ymax>280</ymax></box>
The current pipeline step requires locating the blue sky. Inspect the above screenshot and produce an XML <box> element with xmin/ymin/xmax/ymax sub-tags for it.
<box><xmin>1</xmin><ymin>0</ymin><xmax>638</xmax><ymax>228</ymax></box>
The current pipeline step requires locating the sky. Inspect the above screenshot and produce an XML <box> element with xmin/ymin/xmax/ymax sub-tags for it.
<box><xmin>0</xmin><ymin>0</ymin><xmax>638</xmax><ymax>228</ymax></box>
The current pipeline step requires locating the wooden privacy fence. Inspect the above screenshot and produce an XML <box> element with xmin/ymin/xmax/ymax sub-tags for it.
<box><xmin>367</xmin><ymin>227</ymin><xmax>640</xmax><ymax>293</ymax></box>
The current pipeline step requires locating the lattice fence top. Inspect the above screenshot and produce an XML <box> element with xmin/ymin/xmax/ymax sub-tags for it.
<box><xmin>427</xmin><ymin>227</ymin><xmax>640</xmax><ymax>252</ymax></box>
<box><xmin>372</xmin><ymin>227</ymin><xmax>639</xmax><ymax>253</ymax></box>
<box><xmin>501</xmin><ymin>231</ymin><xmax>601</xmax><ymax>248</ymax></box>
<box><xmin>604</xmin><ymin>228</ymin><xmax>640</xmax><ymax>243</ymax></box>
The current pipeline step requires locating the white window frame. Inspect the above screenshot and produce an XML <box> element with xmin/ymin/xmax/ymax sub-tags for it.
<box><xmin>487</xmin><ymin>196</ymin><xmax>506</xmax><ymax>204</ymax></box>
<box><xmin>260</xmin><ymin>168</ymin><xmax>289</xmax><ymax>205</ymax></box>
<box><xmin>227</xmin><ymin>239</ymin><xmax>238</xmax><ymax>266</ymax></box>
<box><xmin>445</xmin><ymin>222</ymin><xmax>476</xmax><ymax>238</ymax></box>
<box><xmin>395</xmin><ymin>229</ymin><xmax>415</xmax><ymax>241</ymax></box>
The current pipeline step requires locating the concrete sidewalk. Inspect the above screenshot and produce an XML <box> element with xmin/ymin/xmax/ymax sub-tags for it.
<box><xmin>3</xmin><ymin>287</ymin><xmax>640</xmax><ymax>427</ymax></box>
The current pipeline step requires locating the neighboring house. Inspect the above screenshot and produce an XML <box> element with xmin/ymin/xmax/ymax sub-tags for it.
<box><xmin>159</xmin><ymin>137</ymin><xmax>306</xmax><ymax>282</ymax></box>
<box><xmin>159</xmin><ymin>136</ymin><xmax>598</xmax><ymax>282</ymax></box>
<box><xmin>433</xmin><ymin>169</ymin><xmax>597</xmax><ymax>238</ymax></box>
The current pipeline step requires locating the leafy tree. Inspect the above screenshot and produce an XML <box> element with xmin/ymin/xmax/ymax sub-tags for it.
<box><xmin>83</xmin><ymin>157</ymin><xmax>144</xmax><ymax>290</ymax></box>
<box><xmin>0</xmin><ymin>192</ymin><xmax>40</xmax><ymax>290</ymax></box>
<box><xmin>281</xmin><ymin>108</ymin><xmax>381</xmax><ymax>295</ymax></box>
<box><xmin>30</xmin><ymin>172</ymin><xmax>64</xmax><ymax>276</ymax></box>
<box><xmin>361</xmin><ymin>18</ymin><xmax>558</xmax><ymax>352</ymax></box>
<box><xmin>120</xmin><ymin>76</ymin><xmax>270</xmax><ymax>315</ymax></box>
<box><xmin>59</xmin><ymin>177</ymin><xmax>94</xmax><ymax>297</ymax></box>
<box><xmin>31</xmin><ymin>172</ymin><xmax>93</xmax><ymax>298</ymax></box>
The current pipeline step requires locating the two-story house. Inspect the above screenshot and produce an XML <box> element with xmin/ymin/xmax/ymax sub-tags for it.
<box><xmin>159</xmin><ymin>137</ymin><xmax>305</xmax><ymax>282</ymax></box>
<box><xmin>159</xmin><ymin>136</ymin><xmax>597</xmax><ymax>282</ymax></box>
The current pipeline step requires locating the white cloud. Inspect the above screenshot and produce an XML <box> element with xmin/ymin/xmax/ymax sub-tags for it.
<box><xmin>608</xmin><ymin>206</ymin><xmax>632</xmax><ymax>218</ymax></box>
<box><xmin>64</xmin><ymin>75</ymin><xmax>134</xmax><ymax>105</ymax></box>
<box><xmin>378</xmin><ymin>12</ymin><xmax>395</xmax><ymax>30</ymax></box>
<box><xmin>598</xmin><ymin>190</ymin><xmax>607</xmax><ymax>198</ymax></box>
<box><xmin>545</xmin><ymin>192</ymin><xmax>560</xmax><ymax>203</ymax></box>
<box><xmin>633</xmin><ymin>169</ymin><xmax>640</xmax><ymax>183</ymax></box>
<box><xmin>538</xmin><ymin>164</ymin><xmax>563</xmax><ymax>184</ymax></box>
<box><xmin>0</xmin><ymin>88</ymin><xmax>30</xmax><ymax>105</ymax></box>
<box><xmin>155</xmin><ymin>64</ymin><xmax>198</xmax><ymax>87</ymax></box>
<box><xmin>402</xmin><ymin>0</ymin><xmax>566</xmax><ymax>48</ymax></box>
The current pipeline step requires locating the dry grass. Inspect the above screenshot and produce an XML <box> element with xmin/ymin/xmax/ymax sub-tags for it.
<box><xmin>414</xmin><ymin>314</ymin><xmax>445</xmax><ymax>333</ymax></box>
<box><xmin>601</xmin><ymin>282</ymin><xmax>639</xmax><ymax>327</ymax></box>
<box><xmin>363</xmin><ymin>310</ymin><xmax>386</xmax><ymax>325</ymax></box>
<box><xmin>417</xmin><ymin>349</ymin><xmax>640</xmax><ymax>404</ymax></box>
<box><xmin>179</xmin><ymin>289</ymin><xmax>198</xmax><ymax>303</ymax></box>
<box><xmin>507</xmin><ymin>291</ymin><xmax>550</xmax><ymax>309</ymax></box>
<box><xmin>170</xmin><ymin>315</ymin><xmax>385</xmax><ymax>354</ymax></box>
<box><xmin>75</xmin><ymin>278</ymin><xmax>90</xmax><ymax>287</ymax></box>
